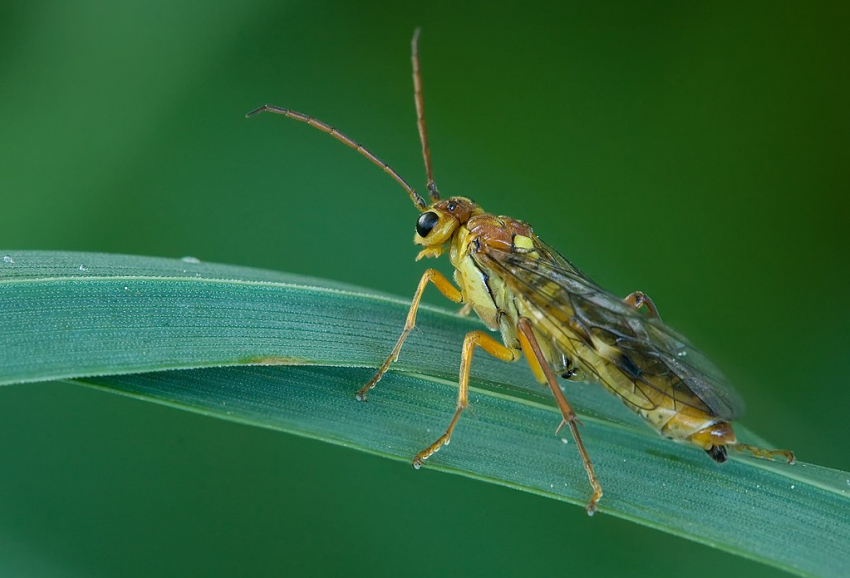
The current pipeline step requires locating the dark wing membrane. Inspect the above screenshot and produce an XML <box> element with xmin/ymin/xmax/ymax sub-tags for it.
<box><xmin>475</xmin><ymin>241</ymin><xmax>745</xmax><ymax>420</ymax></box>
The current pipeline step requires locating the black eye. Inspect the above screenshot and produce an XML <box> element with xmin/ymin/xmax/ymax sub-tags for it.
<box><xmin>447</xmin><ymin>200</ymin><xmax>457</xmax><ymax>212</ymax></box>
<box><xmin>416</xmin><ymin>211</ymin><xmax>439</xmax><ymax>237</ymax></box>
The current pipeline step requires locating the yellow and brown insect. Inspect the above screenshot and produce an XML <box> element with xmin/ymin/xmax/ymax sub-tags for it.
<box><xmin>248</xmin><ymin>29</ymin><xmax>795</xmax><ymax>514</ymax></box>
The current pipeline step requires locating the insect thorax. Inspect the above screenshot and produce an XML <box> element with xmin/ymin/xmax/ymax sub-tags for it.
<box><xmin>450</xmin><ymin>217</ymin><xmax>537</xmax><ymax>349</ymax></box>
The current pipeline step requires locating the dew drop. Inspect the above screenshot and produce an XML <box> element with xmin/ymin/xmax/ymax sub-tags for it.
<box><xmin>79</xmin><ymin>264</ymin><xmax>87</xmax><ymax>271</ymax></box>
<box><xmin>181</xmin><ymin>256</ymin><xmax>201</xmax><ymax>264</ymax></box>
<box><xmin>790</xmin><ymin>484</ymin><xmax>796</xmax><ymax>490</ymax></box>
<box><xmin>561</xmin><ymin>437</ymin><xmax>569</xmax><ymax>445</ymax></box>
<box><xmin>2</xmin><ymin>255</ymin><xmax>14</xmax><ymax>264</ymax></box>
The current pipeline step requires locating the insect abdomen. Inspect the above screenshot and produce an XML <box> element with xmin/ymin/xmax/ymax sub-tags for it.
<box><xmin>537</xmin><ymin>325</ymin><xmax>726</xmax><ymax>445</ymax></box>
<box><xmin>683</xmin><ymin>420</ymin><xmax>737</xmax><ymax>461</ymax></box>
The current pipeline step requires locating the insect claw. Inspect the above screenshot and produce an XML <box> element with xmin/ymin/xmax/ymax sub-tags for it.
<box><xmin>355</xmin><ymin>380</ymin><xmax>376</xmax><ymax>402</ymax></box>
<box><xmin>583</xmin><ymin>486</ymin><xmax>603</xmax><ymax>516</ymax></box>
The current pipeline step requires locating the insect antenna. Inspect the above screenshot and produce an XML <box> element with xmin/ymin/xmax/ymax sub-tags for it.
<box><xmin>246</xmin><ymin>105</ymin><xmax>428</xmax><ymax>211</ymax></box>
<box><xmin>411</xmin><ymin>28</ymin><xmax>440</xmax><ymax>202</ymax></box>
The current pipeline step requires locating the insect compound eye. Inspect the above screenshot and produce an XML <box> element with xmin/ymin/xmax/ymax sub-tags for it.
<box><xmin>416</xmin><ymin>211</ymin><xmax>440</xmax><ymax>237</ymax></box>
<box><xmin>447</xmin><ymin>200</ymin><xmax>457</xmax><ymax>212</ymax></box>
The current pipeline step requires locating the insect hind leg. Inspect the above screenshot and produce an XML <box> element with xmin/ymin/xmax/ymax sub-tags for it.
<box><xmin>624</xmin><ymin>291</ymin><xmax>661</xmax><ymax>320</ymax></box>
<box><xmin>517</xmin><ymin>318</ymin><xmax>603</xmax><ymax>515</ymax></box>
<box><xmin>734</xmin><ymin>443</ymin><xmax>796</xmax><ymax>465</ymax></box>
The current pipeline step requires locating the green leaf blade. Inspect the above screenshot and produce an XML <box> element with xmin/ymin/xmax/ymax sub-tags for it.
<box><xmin>76</xmin><ymin>366</ymin><xmax>849</xmax><ymax>578</ymax></box>
<box><xmin>3</xmin><ymin>251</ymin><xmax>848</xmax><ymax>576</ymax></box>
<box><xmin>0</xmin><ymin>251</ymin><xmax>638</xmax><ymax>423</ymax></box>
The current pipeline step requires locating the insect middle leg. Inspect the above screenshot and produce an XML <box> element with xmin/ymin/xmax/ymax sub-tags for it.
<box><xmin>624</xmin><ymin>290</ymin><xmax>661</xmax><ymax>319</ymax></box>
<box><xmin>355</xmin><ymin>269</ymin><xmax>463</xmax><ymax>401</ymax></box>
<box><xmin>517</xmin><ymin>317</ymin><xmax>603</xmax><ymax>515</ymax></box>
<box><xmin>412</xmin><ymin>331</ymin><xmax>519</xmax><ymax>467</ymax></box>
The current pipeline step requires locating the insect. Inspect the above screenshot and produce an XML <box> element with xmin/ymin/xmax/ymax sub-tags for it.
<box><xmin>248</xmin><ymin>29</ymin><xmax>795</xmax><ymax>514</ymax></box>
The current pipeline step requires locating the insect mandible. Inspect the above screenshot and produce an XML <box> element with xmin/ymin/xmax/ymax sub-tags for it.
<box><xmin>247</xmin><ymin>29</ymin><xmax>795</xmax><ymax>515</ymax></box>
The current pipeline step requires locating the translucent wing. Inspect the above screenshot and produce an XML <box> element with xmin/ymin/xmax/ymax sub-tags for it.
<box><xmin>474</xmin><ymin>238</ymin><xmax>745</xmax><ymax>420</ymax></box>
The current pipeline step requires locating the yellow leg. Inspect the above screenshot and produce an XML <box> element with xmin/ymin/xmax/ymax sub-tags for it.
<box><xmin>517</xmin><ymin>318</ymin><xmax>603</xmax><ymax>515</ymax></box>
<box><xmin>355</xmin><ymin>269</ymin><xmax>463</xmax><ymax>401</ymax></box>
<box><xmin>413</xmin><ymin>331</ymin><xmax>519</xmax><ymax>467</ymax></box>
<box><xmin>624</xmin><ymin>290</ymin><xmax>660</xmax><ymax>320</ymax></box>
<box><xmin>734</xmin><ymin>443</ymin><xmax>796</xmax><ymax>465</ymax></box>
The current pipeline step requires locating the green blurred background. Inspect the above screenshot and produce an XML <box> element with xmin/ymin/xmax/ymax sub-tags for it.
<box><xmin>1</xmin><ymin>2</ymin><xmax>847</xmax><ymax>576</ymax></box>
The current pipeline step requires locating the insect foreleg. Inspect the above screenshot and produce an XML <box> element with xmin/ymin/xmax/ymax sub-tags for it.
<box><xmin>412</xmin><ymin>331</ymin><xmax>519</xmax><ymax>468</ymax></box>
<box><xmin>624</xmin><ymin>290</ymin><xmax>661</xmax><ymax>320</ymax></box>
<box><xmin>355</xmin><ymin>269</ymin><xmax>463</xmax><ymax>401</ymax></box>
<box><xmin>517</xmin><ymin>317</ymin><xmax>603</xmax><ymax>515</ymax></box>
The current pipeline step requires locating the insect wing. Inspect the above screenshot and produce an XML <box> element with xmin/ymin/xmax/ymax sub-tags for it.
<box><xmin>475</xmin><ymin>241</ymin><xmax>745</xmax><ymax>420</ymax></box>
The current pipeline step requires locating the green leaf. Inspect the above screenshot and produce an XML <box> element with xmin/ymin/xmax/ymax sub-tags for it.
<box><xmin>2</xmin><ymin>251</ymin><xmax>848</xmax><ymax>577</ymax></box>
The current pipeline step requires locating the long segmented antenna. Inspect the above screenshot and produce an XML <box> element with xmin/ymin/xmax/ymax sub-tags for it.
<box><xmin>246</xmin><ymin>105</ymin><xmax>428</xmax><ymax>211</ymax></box>
<box><xmin>411</xmin><ymin>28</ymin><xmax>440</xmax><ymax>202</ymax></box>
